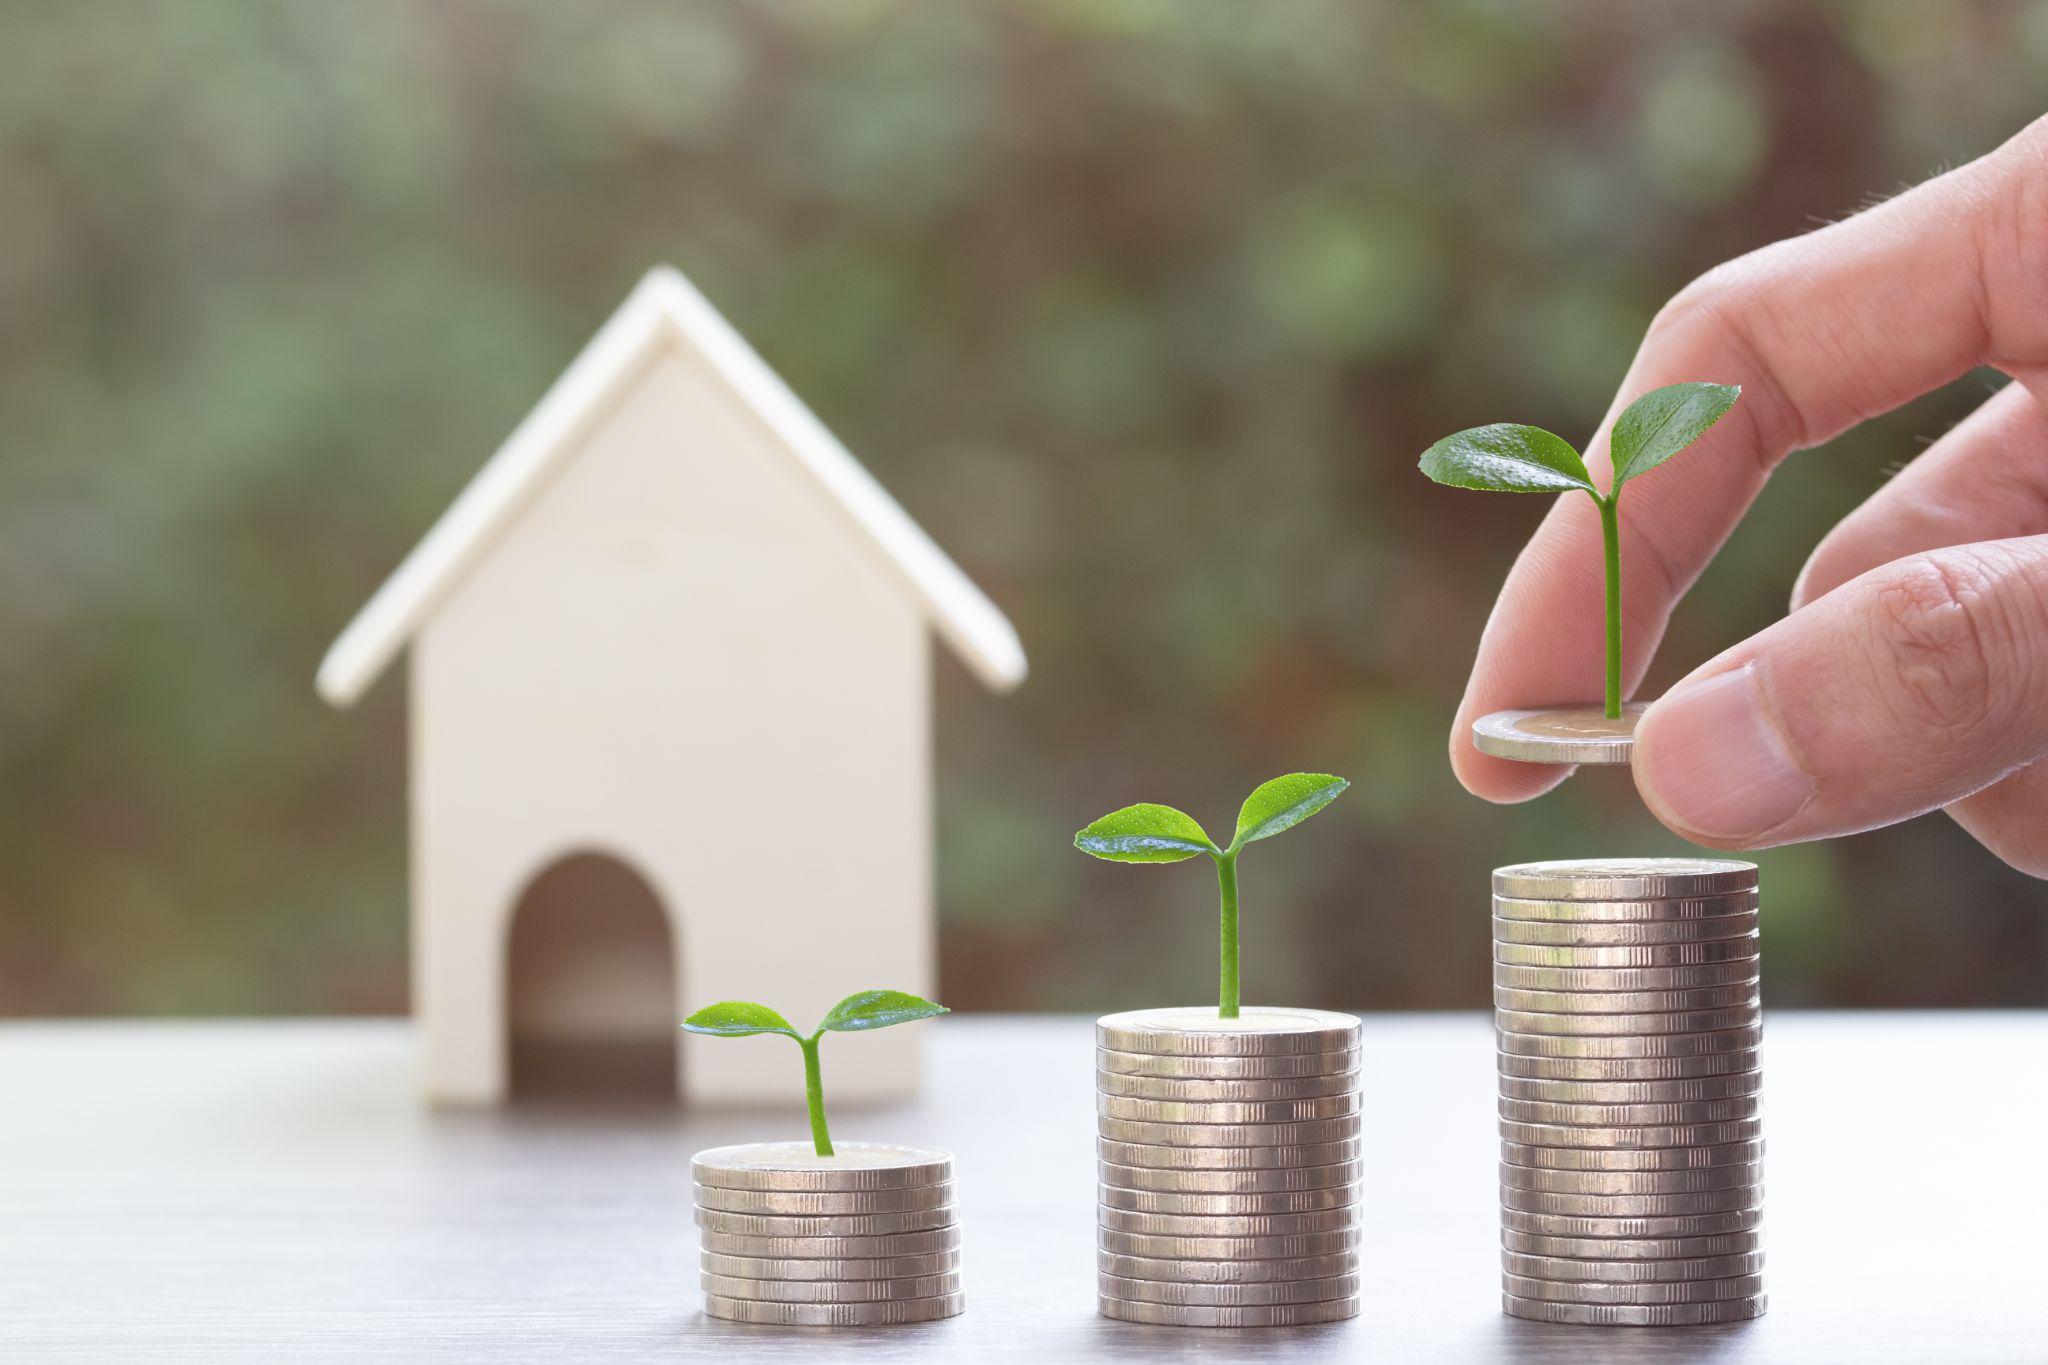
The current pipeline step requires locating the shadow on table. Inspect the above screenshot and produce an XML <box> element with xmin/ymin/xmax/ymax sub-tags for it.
<box><xmin>1080</xmin><ymin>1316</ymin><xmax>1759</xmax><ymax>1362</ymax></box>
<box><xmin>1088</xmin><ymin>1320</ymin><xmax>1353</xmax><ymax>1359</ymax></box>
<box><xmin>1493</xmin><ymin>1319</ymin><xmax>1758</xmax><ymax>1363</ymax></box>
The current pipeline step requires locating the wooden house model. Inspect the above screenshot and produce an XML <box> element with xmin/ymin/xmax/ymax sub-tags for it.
<box><xmin>317</xmin><ymin>266</ymin><xmax>1026</xmax><ymax>1105</ymax></box>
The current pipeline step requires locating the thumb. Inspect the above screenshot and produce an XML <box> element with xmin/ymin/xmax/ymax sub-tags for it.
<box><xmin>1632</xmin><ymin>537</ymin><xmax>2048</xmax><ymax>848</ymax></box>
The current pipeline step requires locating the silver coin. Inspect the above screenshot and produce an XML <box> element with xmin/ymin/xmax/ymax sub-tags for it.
<box><xmin>1498</xmin><ymin>1095</ymin><xmax>1759</xmax><ymax>1127</ymax></box>
<box><xmin>1498</xmin><ymin>1048</ymin><xmax>1760</xmax><ymax>1081</ymax></box>
<box><xmin>1492</xmin><ymin>960</ymin><xmax>1760</xmax><ymax>992</ymax></box>
<box><xmin>701</xmin><ymin>1271</ymin><xmax>962</xmax><ymax>1304</ymax></box>
<box><xmin>702</xmin><ymin>1292</ymin><xmax>964</xmax><ymax>1326</ymax></box>
<box><xmin>1098</xmin><ymin>1159</ymin><xmax>1362</xmax><ymax>1194</ymax></box>
<box><xmin>1500</xmin><ymin>1139</ymin><xmax>1763</xmax><ymax>1172</ymax></box>
<box><xmin>691</xmin><ymin>1141</ymin><xmax>952</xmax><ymax>1192</ymax></box>
<box><xmin>1097</xmin><ymin>1116</ymin><xmax>1359</xmax><ymax>1148</ymax></box>
<box><xmin>1096</xmin><ymin>1007</ymin><xmax>1360</xmax><ymax>1056</ymax></box>
<box><xmin>1098</xmin><ymin>1294</ymin><xmax>1360</xmax><ymax>1327</ymax></box>
<box><xmin>1500</xmin><ymin>1205</ymin><xmax>1763</xmax><ymax>1239</ymax></box>
<box><xmin>1495</xmin><ymin>985</ymin><xmax>1760</xmax><ymax>1017</ymax></box>
<box><xmin>1098</xmin><ymin>1228</ymin><xmax>1361</xmax><ymax>1260</ymax></box>
<box><xmin>1096</xmin><ymin>1046</ymin><xmax>1359</xmax><ymax>1079</ymax></box>
<box><xmin>1496</xmin><ymin>963</ymin><xmax>1764</xmax><ymax>994</ymax></box>
<box><xmin>1491</xmin><ymin>906</ymin><xmax>1758</xmax><ymax>940</ymax></box>
<box><xmin>698</xmin><ymin>1227</ymin><xmax>961</xmax><ymax>1259</ymax></box>
<box><xmin>1498</xmin><ymin>1026</ymin><xmax>1760</xmax><ymax>1058</ymax></box>
<box><xmin>1098</xmin><ymin>1273</ymin><xmax>1361</xmax><ymax>1308</ymax></box>
<box><xmin>1098</xmin><ymin>1092</ymin><xmax>1361</xmax><ymax>1125</ymax></box>
<box><xmin>1492</xmin><ymin>893</ymin><xmax>1759</xmax><ymax>925</ymax></box>
<box><xmin>693</xmin><ymin>1182</ymin><xmax>954</xmax><ymax>1216</ymax></box>
<box><xmin>1502</xmin><ymin>1229</ymin><xmax>1760</xmax><ymax>1260</ymax></box>
<box><xmin>700</xmin><ymin>1250</ymin><xmax>960</xmax><ymax>1282</ymax></box>
<box><xmin>1496</xmin><ymin>1006</ymin><xmax>1760</xmax><ymax>1037</ymax></box>
<box><xmin>1496</xmin><ymin>935</ymin><xmax>1759</xmax><ymax>968</ymax></box>
<box><xmin>1499</xmin><ymin>1072</ymin><xmax>1761</xmax><ymax>1104</ymax></box>
<box><xmin>1502</xmin><ymin>1271</ymin><xmax>1766</xmax><ymax>1305</ymax></box>
<box><xmin>1500</xmin><ymin>1163</ymin><xmax>1760</xmax><ymax>1195</ymax></box>
<box><xmin>1098</xmin><ymin>1136</ymin><xmax>1362</xmax><ymax>1170</ymax></box>
<box><xmin>1098</xmin><ymin>1205</ymin><xmax>1359</xmax><ymax>1237</ymax></box>
<box><xmin>1099</xmin><ymin>1183</ymin><xmax>1359</xmax><ymax>1215</ymax></box>
<box><xmin>1098</xmin><ymin>1250</ymin><xmax>1357</xmax><ymax>1284</ymax></box>
<box><xmin>1503</xmin><ymin>1250</ymin><xmax>1764</xmax><ymax>1283</ymax></box>
<box><xmin>1097</xmin><ymin>1069</ymin><xmax>1357</xmax><ymax>1102</ymax></box>
<box><xmin>1503</xmin><ymin>1292</ymin><xmax>1767</xmax><ymax>1325</ymax></box>
<box><xmin>695</xmin><ymin>1205</ymin><xmax>957</xmax><ymax>1237</ymax></box>
<box><xmin>1493</xmin><ymin>958</ymin><xmax>1760</xmax><ymax>993</ymax></box>
<box><xmin>1501</xmin><ymin>1185</ymin><xmax>1761</xmax><ymax>1217</ymax></box>
<box><xmin>1493</xmin><ymin>859</ymin><xmax>1757</xmax><ymax>901</ymax></box>
<box><xmin>1471</xmin><ymin>704</ymin><xmax>1644</xmax><ymax>765</ymax></box>
<box><xmin>1500</xmin><ymin>1116</ymin><xmax>1762</xmax><ymax>1149</ymax></box>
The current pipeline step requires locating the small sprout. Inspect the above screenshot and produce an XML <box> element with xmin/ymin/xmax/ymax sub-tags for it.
<box><xmin>1074</xmin><ymin>773</ymin><xmax>1349</xmax><ymax>1019</ymax></box>
<box><xmin>682</xmin><ymin>989</ymin><xmax>948</xmax><ymax>1156</ymax></box>
<box><xmin>1419</xmin><ymin>381</ymin><xmax>1740</xmax><ymax>719</ymax></box>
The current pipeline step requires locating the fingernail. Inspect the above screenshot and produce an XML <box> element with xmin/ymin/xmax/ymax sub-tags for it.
<box><xmin>1636</xmin><ymin>664</ymin><xmax>1814</xmax><ymax>842</ymax></box>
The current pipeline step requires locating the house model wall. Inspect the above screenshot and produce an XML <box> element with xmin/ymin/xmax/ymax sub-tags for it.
<box><xmin>318</xmin><ymin>266</ymin><xmax>1025</xmax><ymax>1106</ymax></box>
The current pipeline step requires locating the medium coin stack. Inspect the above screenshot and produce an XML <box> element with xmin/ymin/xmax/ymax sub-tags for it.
<box><xmin>692</xmin><ymin>1141</ymin><xmax>963</xmax><ymax>1326</ymax></box>
<box><xmin>1096</xmin><ymin>1006</ymin><xmax>1363</xmax><ymax>1327</ymax></box>
<box><xmin>1494</xmin><ymin>858</ymin><xmax>1766</xmax><ymax>1327</ymax></box>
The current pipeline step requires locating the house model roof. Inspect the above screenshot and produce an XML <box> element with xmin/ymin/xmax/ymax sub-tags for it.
<box><xmin>316</xmin><ymin>266</ymin><xmax>1028</xmax><ymax>708</ymax></box>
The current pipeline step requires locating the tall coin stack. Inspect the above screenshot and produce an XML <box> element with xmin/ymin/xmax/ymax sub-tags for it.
<box><xmin>1095</xmin><ymin>1006</ymin><xmax>1363</xmax><ymax>1327</ymax></box>
<box><xmin>1493</xmin><ymin>858</ymin><xmax>1765</xmax><ymax>1326</ymax></box>
<box><xmin>692</xmin><ymin>1142</ymin><xmax>964</xmax><ymax>1326</ymax></box>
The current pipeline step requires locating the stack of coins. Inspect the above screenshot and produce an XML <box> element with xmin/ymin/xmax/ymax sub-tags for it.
<box><xmin>692</xmin><ymin>1142</ymin><xmax>963</xmax><ymax>1326</ymax></box>
<box><xmin>1095</xmin><ymin>1006</ymin><xmax>1363</xmax><ymax>1327</ymax></box>
<box><xmin>1493</xmin><ymin>859</ymin><xmax>1765</xmax><ymax>1327</ymax></box>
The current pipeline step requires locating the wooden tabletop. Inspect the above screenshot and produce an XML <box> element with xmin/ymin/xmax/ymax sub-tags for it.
<box><xmin>5</xmin><ymin>1012</ymin><xmax>2044</xmax><ymax>1362</ymax></box>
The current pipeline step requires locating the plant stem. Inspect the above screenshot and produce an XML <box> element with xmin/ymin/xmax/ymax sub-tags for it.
<box><xmin>799</xmin><ymin>1035</ymin><xmax>834</xmax><ymax>1157</ymax></box>
<box><xmin>1597</xmin><ymin>493</ymin><xmax>1622</xmax><ymax>720</ymax></box>
<box><xmin>1216</xmin><ymin>852</ymin><xmax>1240</xmax><ymax>1019</ymax></box>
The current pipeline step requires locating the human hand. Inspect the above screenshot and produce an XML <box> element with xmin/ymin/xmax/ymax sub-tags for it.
<box><xmin>1450</xmin><ymin>116</ymin><xmax>2048</xmax><ymax>877</ymax></box>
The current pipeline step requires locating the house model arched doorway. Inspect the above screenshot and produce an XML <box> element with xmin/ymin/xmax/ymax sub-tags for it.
<box><xmin>505</xmin><ymin>852</ymin><xmax>679</xmax><ymax>1100</ymax></box>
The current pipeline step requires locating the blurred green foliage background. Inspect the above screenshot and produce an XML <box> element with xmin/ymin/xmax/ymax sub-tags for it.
<box><xmin>5</xmin><ymin>0</ymin><xmax>2047</xmax><ymax>1019</ymax></box>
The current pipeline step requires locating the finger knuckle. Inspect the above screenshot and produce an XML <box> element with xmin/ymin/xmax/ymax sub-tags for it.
<box><xmin>1868</xmin><ymin>553</ymin><xmax>2007</xmax><ymax>744</ymax></box>
<box><xmin>1992</xmin><ymin>124</ymin><xmax>2048</xmax><ymax>354</ymax></box>
<box><xmin>1643</xmin><ymin>263</ymin><xmax>1806</xmax><ymax>460</ymax></box>
<box><xmin>1647</xmin><ymin>266</ymin><xmax>1746</xmax><ymax>346</ymax></box>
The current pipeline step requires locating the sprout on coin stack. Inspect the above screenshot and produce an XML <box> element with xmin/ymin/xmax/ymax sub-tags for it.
<box><xmin>681</xmin><ymin>990</ymin><xmax>963</xmax><ymax>1326</ymax></box>
<box><xmin>1419</xmin><ymin>381</ymin><xmax>1740</xmax><ymax>761</ymax></box>
<box><xmin>1075</xmin><ymin>774</ymin><xmax>1364</xmax><ymax>1327</ymax></box>
<box><xmin>1492</xmin><ymin>860</ymin><xmax>1766</xmax><ymax>1326</ymax></box>
<box><xmin>1422</xmin><ymin>391</ymin><xmax>1767</xmax><ymax>1324</ymax></box>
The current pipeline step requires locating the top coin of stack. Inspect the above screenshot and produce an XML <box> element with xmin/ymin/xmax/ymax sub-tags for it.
<box><xmin>1095</xmin><ymin>1006</ymin><xmax>1364</xmax><ymax>1328</ymax></box>
<box><xmin>1493</xmin><ymin>859</ymin><xmax>1767</xmax><ymax>1328</ymax></box>
<box><xmin>693</xmin><ymin>1142</ymin><xmax>964</xmax><ymax>1326</ymax></box>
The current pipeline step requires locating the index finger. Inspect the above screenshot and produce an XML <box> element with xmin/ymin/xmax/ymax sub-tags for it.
<box><xmin>1451</xmin><ymin>116</ymin><xmax>2048</xmax><ymax>803</ymax></box>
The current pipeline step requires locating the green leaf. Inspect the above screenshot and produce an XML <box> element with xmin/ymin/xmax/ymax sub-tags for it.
<box><xmin>1074</xmin><ymin>804</ymin><xmax>1218</xmax><ymax>863</ymax></box>
<box><xmin>1609</xmin><ymin>382</ymin><xmax>1740</xmax><ymax>490</ymax></box>
<box><xmin>1419</xmin><ymin>424</ymin><xmax>1595</xmax><ymax>495</ymax></box>
<box><xmin>818</xmin><ymin>989</ymin><xmax>949</xmax><ymax>1033</ymax></box>
<box><xmin>681</xmin><ymin>1001</ymin><xmax>800</xmax><ymax>1038</ymax></box>
<box><xmin>1232</xmin><ymin>773</ymin><xmax>1350</xmax><ymax>849</ymax></box>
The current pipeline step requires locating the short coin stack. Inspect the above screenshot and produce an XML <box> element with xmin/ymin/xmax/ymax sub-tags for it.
<box><xmin>692</xmin><ymin>1142</ymin><xmax>963</xmax><ymax>1326</ymax></box>
<box><xmin>1095</xmin><ymin>1006</ymin><xmax>1363</xmax><ymax>1327</ymax></box>
<box><xmin>1493</xmin><ymin>858</ymin><xmax>1765</xmax><ymax>1326</ymax></box>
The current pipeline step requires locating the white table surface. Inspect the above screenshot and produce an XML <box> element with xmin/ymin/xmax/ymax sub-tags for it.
<box><xmin>4</xmin><ymin>1012</ymin><xmax>2044</xmax><ymax>1362</ymax></box>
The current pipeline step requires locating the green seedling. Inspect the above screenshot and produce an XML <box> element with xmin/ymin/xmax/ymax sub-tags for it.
<box><xmin>1419</xmin><ymin>381</ymin><xmax>1740</xmax><ymax>720</ymax></box>
<box><xmin>1074</xmin><ymin>773</ymin><xmax>1349</xmax><ymax>1020</ymax></box>
<box><xmin>681</xmin><ymin>989</ymin><xmax>948</xmax><ymax>1157</ymax></box>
